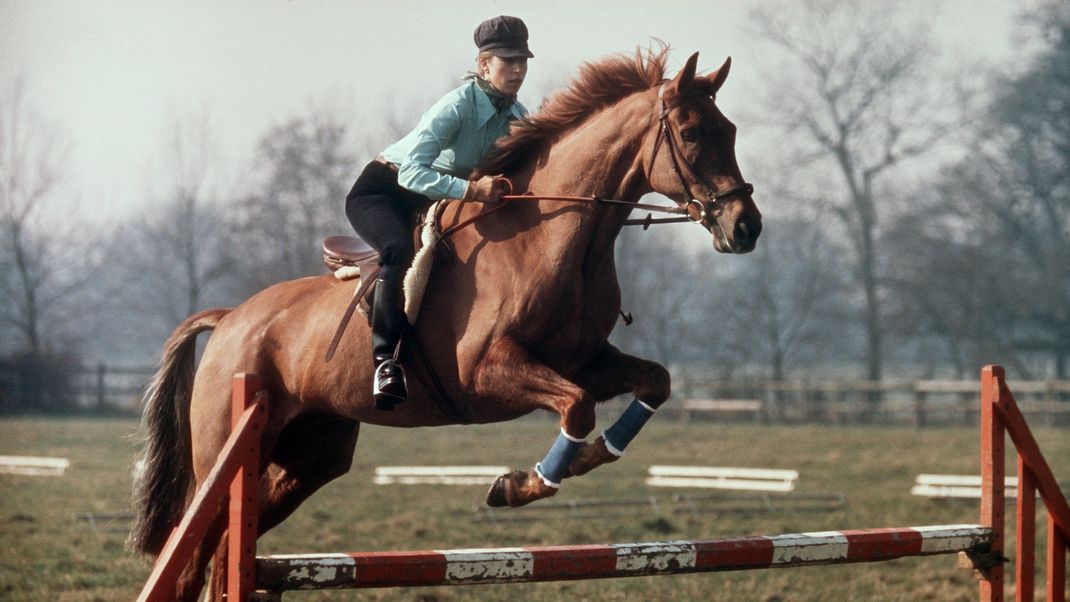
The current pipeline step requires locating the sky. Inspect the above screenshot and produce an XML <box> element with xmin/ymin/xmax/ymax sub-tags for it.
<box><xmin>1</xmin><ymin>0</ymin><xmax>1025</xmax><ymax>224</ymax></box>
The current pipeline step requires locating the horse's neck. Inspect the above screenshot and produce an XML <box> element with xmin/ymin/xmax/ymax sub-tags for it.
<box><xmin>524</xmin><ymin>94</ymin><xmax>655</xmax><ymax>269</ymax></box>
<box><xmin>531</xmin><ymin>94</ymin><xmax>653</xmax><ymax>201</ymax></box>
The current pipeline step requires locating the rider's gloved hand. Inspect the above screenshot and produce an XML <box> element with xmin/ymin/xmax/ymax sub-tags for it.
<box><xmin>462</xmin><ymin>175</ymin><xmax>508</xmax><ymax>204</ymax></box>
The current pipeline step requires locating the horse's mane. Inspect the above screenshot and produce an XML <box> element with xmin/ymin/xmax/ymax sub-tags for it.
<box><xmin>477</xmin><ymin>44</ymin><xmax>670</xmax><ymax>177</ymax></box>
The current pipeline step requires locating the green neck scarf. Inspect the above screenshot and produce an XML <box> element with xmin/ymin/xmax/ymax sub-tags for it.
<box><xmin>463</xmin><ymin>71</ymin><xmax>516</xmax><ymax>113</ymax></box>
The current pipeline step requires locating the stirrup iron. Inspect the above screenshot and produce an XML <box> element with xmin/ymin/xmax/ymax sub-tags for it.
<box><xmin>373</xmin><ymin>359</ymin><xmax>407</xmax><ymax>410</ymax></box>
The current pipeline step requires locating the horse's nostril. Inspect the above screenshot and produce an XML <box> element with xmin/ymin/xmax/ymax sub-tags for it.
<box><xmin>735</xmin><ymin>221</ymin><xmax>751</xmax><ymax>244</ymax></box>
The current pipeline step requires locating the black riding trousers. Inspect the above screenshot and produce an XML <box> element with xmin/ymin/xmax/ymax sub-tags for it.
<box><xmin>345</xmin><ymin>161</ymin><xmax>435</xmax><ymax>268</ymax></box>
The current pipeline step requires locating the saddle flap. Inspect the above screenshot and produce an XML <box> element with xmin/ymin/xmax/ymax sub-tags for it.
<box><xmin>323</xmin><ymin>235</ymin><xmax>378</xmax><ymax>271</ymax></box>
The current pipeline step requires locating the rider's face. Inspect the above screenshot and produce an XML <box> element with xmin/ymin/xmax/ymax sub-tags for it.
<box><xmin>481</xmin><ymin>55</ymin><xmax>527</xmax><ymax>97</ymax></box>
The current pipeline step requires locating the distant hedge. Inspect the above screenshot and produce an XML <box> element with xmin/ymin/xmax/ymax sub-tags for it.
<box><xmin>0</xmin><ymin>353</ymin><xmax>80</xmax><ymax>414</ymax></box>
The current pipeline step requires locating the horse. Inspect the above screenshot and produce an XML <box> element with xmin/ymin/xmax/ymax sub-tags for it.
<box><xmin>130</xmin><ymin>45</ymin><xmax>762</xmax><ymax>600</ymax></box>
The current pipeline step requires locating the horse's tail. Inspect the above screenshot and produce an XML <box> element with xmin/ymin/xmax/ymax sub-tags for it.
<box><xmin>129</xmin><ymin>308</ymin><xmax>232</xmax><ymax>556</ymax></box>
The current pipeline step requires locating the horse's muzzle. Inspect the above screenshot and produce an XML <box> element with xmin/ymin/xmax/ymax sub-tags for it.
<box><xmin>733</xmin><ymin>213</ymin><xmax>762</xmax><ymax>252</ymax></box>
<box><xmin>713</xmin><ymin>212</ymin><xmax>762</xmax><ymax>254</ymax></box>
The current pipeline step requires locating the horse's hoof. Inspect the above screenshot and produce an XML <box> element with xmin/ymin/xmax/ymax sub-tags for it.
<box><xmin>567</xmin><ymin>436</ymin><xmax>620</xmax><ymax>478</ymax></box>
<box><xmin>485</xmin><ymin>469</ymin><xmax>557</xmax><ymax>508</ymax></box>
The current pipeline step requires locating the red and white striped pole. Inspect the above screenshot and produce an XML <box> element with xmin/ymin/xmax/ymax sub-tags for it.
<box><xmin>256</xmin><ymin>525</ymin><xmax>993</xmax><ymax>591</ymax></box>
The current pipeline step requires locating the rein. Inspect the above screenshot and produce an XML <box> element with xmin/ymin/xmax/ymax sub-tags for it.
<box><xmin>438</xmin><ymin>188</ymin><xmax>691</xmax><ymax>241</ymax></box>
<box><xmin>440</xmin><ymin>81</ymin><xmax>756</xmax><ymax>240</ymax></box>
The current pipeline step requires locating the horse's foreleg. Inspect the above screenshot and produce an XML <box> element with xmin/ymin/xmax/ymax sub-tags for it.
<box><xmin>567</xmin><ymin>343</ymin><xmax>670</xmax><ymax>477</ymax></box>
<box><xmin>475</xmin><ymin>336</ymin><xmax>596</xmax><ymax>508</ymax></box>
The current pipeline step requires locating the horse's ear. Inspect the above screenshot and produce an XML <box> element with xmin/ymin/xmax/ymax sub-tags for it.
<box><xmin>668</xmin><ymin>51</ymin><xmax>700</xmax><ymax>96</ymax></box>
<box><xmin>706</xmin><ymin>56</ymin><xmax>732</xmax><ymax>94</ymax></box>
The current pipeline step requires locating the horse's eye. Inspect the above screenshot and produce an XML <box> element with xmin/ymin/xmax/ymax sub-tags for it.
<box><xmin>680</xmin><ymin>128</ymin><xmax>699</xmax><ymax>143</ymax></box>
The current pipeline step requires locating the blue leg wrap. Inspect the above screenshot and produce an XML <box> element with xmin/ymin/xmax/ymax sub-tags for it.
<box><xmin>535</xmin><ymin>429</ymin><xmax>584</xmax><ymax>487</ymax></box>
<box><xmin>603</xmin><ymin>399</ymin><xmax>656</xmax><ymax>456</ymax></box>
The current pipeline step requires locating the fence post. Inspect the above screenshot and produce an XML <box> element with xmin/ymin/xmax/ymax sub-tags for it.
<box><xmin>980</xmin><ymin>366</ymin><xmax>1005</xmax><ymax>602</ymax></box>
<box><xmin>96</xmin><ymin>363</ymin><xmax>106</xmax><ymax>410</ymax></box>
<box><xmin>1016</xmin><ymin>455</ymin><xmax>1035</xmax><ymax>601</ymax></box>
<box><xmin>1047</xmin><ymin>514</ymin><xmax>1066</xmax><ymax>602</ymax></box>
<box><xmin>228</xmin><ymin>374</ymin><xmax>261</xmax><ymax>601</ymax></box>
<box><xmin>913</xmin><ymin>381</ymin><xmax>927</xmax><ymax>428</ymax></box>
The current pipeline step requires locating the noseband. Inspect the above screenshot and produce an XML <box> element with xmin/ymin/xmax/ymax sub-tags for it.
<box><xmin>650</xmin><ymin>83</ymin><xmax>754</xmax><ymax>232</ymax></box>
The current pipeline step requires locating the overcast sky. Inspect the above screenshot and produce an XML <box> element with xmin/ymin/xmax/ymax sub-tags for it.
<box><xmin>2</xmin><ymin>0</ymin><xmax>1024</xmax><ymax>223</ymax></box>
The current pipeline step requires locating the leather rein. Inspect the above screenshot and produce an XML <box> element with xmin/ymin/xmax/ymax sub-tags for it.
<box><xmin>439</xmin><ymin>81</ymin><xmax>754</xmax><ymax>242</ymax></box>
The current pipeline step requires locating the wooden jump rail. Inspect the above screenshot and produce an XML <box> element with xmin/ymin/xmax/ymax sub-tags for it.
<box><xmin>373</xmin><ymin>465</ymin><xmax>509</xmax><ymax>486</ymax></box>
<box><xmin>645</xmin><ymin>465</ymin><xmax>799</xmax><ymax>492</ymax></box>
<box><xmin>136</xmin><ymin>366</ymin><xmax>1069</xmax><ymax>601</ymax></box>
<box><xmin>0</xmin><ymin>455</ymin><xmax>70</xmax><ymax>476</ymax></box>
<box><xmin>256</xmin><ymin>525</ymin><xmax>991</xmax><ymax>591</ymax></box>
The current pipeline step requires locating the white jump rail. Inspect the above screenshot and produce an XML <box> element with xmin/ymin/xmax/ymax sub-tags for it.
<box><xmin>374</xmin><ymin>466</ymin><xmax>509</xmax><ymax>486</ymax></box>
<box><xmin>910</xmin><ymin>474</ymin><xmax>1066</xmax><ymax>499</ymax></box>
<box><xmin>682</xmin><ymin>399</ymin><xmax>763</xmax><ymax>413</ymax></box>
<box><xmin>0</xmin><ymin>455</ymin><xmax>70</xmax><ymax>476</ymax></box>
<box><xmin>646</xmin><ymin>466</ymin><xmax>798</xmax><ymax>493</ymax></box>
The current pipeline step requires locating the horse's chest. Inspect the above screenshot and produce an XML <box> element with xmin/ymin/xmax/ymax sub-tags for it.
<box><xmin>514</xmin><ymin>278</ymin><xmax>617</xmax><ymax>361</ymax></box>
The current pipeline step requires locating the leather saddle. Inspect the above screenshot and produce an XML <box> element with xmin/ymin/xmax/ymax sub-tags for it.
<box><xmin>320</xmin><ymin>208</ymin><xmax>450</xmax><ymax>363</ymax></box>
<box><xmin>322</xmin><ymin>235</ymin><xmax>381</xmax><ymax>320</ymax></box>
<box><xmin>322</xmin><ymin>235</ymin><xmax>378</xmax><ymax>273</ymax></box>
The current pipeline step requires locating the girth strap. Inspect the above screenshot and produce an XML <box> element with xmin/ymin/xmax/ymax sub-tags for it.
<box><xmin>402</xmin><ymin>324</ymin><xmax>473</xmax><ymax>424</ymax></box>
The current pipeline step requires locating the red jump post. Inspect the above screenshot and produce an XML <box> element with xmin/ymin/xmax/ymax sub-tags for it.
<box><xmin>980</xmin><ymin>365</ymin><xmax>1069</xmax><ymax>602</ymax></box>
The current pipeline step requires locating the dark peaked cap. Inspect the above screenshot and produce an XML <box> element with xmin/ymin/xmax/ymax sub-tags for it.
<box><xmin>474</xmin><ymin>15</ymin><xmax>534</xmax><ymax>58</ymax></box>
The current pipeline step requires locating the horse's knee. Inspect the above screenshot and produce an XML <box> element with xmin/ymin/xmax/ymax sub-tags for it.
<box><xmin>636</xmin><ymin>362</ymin><xmax>671</xmax><ymax>408</ymax></box>
<box><xmin>562</xmin><ymin>399</ymin><xmax>596</xmax><ymax>438</ymax></box>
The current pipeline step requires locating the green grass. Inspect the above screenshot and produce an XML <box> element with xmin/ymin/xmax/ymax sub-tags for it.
<box><xmin>0</xmin><ymin>417</ymin><xmax>1066</xmax><ymax>601</ymax></box>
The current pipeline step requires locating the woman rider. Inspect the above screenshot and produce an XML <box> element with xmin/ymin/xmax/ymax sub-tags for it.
<box><xmin>345</xmin><ymin>15</ymin><xmax>532</xmax><ymax>410</ymax></box>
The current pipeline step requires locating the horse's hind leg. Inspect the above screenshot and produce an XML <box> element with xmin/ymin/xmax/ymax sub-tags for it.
<box><xmin>257</xmin><ymin>414</ymin><xmax>360</xmax><ymax>532</ymax></box>
<box><xmin>175</xmin><ymin>511</ymin><xmax>227</xmax><ymax>601</ymax></box>
<box><xmin>567</xmin><ymin>343</ymin><xmax>670</xmax><ymax>477</ymax></box>
<box><xmin>205</xmin><ymin>414</ymin><xmax>361</xmax><ymax>599</ymax></box>
<box><xmin>475</xmin><ymin>337</ymin><xmax>598</xmax><ymax>508</ymax></box>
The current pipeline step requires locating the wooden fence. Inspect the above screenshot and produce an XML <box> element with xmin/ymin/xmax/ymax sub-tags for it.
<box><xmin>670</xmin><ymin>377</ymin><xmax>1070</xmax><ymax>427</ymax></box>
<box><xmin>0</xmin><ymin>363</ymin><xmax>153</xmax><ymax>412</ymax></box>
<box><xmin>75</xmin><ymin>364</ymin><xmax>156</xmax><ymax>410</ymax></box>
<box><xmin>1</xmin><ymin>363</ymin><xmax>1067</xmax><ymax>426</ymax></box>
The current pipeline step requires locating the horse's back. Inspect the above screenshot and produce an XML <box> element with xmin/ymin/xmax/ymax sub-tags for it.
<box><xmin>192</xmin><ymin>274</ymin><xmax>364</xmax><ymax>412</ymax></box>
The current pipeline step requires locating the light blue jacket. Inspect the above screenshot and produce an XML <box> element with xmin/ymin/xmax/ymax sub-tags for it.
<box><xmin>381</xmin><ymin>81</ymin><xmax>528</xmax><ymax>200</ymax></box>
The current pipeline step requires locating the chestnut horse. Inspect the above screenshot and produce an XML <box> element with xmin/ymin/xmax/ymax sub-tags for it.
<box><xmin>131</xmin><ymin>46</ymin><xmax>762</xmax><ymax>600</ymax></box>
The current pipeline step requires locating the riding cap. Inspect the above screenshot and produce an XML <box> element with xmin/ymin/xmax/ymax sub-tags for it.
<box><xmin>474</xmin><ymin>15</ymin><xmax>534</xmax><ymax>58</ymax></box>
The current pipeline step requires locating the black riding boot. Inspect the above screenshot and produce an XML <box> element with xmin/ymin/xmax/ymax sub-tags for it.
<box><xmin>371</xmin><ymin>266</ymin><xmax>407</xmax><ymax>410</ymax></box>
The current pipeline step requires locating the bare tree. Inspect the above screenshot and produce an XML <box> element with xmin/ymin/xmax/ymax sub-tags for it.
<box><xmin>882</xmin><ymin>196</ymin><xmax>1008</xmax><ymax>378</ymax></box>
<box><xmin>0</xmin><ymin>76</ymin><xmax>74</xmax><ymax>354</ymax></box>
<box><xmin>229</xmin><ymin>101</ymin><xmax>357</xmax><ymax>291</ymax></box>
<box><xmin>719</xmin><ymin>217</ymin><xmax>853</xmax><ymax>382</ymax></box>
<box><xmin>612</xmin><ymin>228</ymin><xmax>710</xmax><ymax>372</ymax></box>
<box><xmin>749</xmin><ymin>0</ymin><xmax>964</xmax><ymax>383</ymax></box>
<box><xmin>110</xmin><ymin>110</ymin><xmax>233</xmax><ymax>336</ymax></box>
<box><xmin>888</xmin><ymin>9</ymin><xmax>1070</xmax><ymax>378</ymax></box>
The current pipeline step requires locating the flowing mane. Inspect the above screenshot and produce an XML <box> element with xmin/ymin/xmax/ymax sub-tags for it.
<box><xmin>477</xmin><ymin>44</ymin><xmax>670</xmax><ymax>177</ymax></box>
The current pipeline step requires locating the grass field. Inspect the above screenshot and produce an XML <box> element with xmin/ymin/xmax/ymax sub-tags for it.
<box><xmin>0</xmin><ymin>415</ymin><xmax>1067</xmax><ymax>601</ymax></box>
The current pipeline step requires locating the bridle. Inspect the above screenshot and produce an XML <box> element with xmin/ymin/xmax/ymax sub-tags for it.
<box><xmin>442</xmin><ymin>81</ymin><xmax>754</xmax><ymax>241</ymax></box>
<box><xmin>647</xmin><ymin>81</ymin><xmax>754</xmax><ymax>247</ymax></box>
